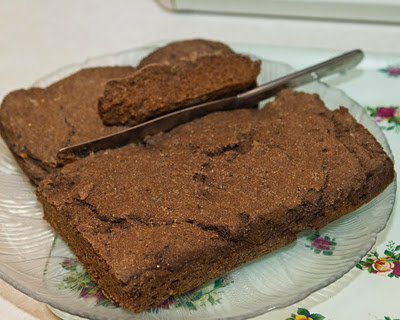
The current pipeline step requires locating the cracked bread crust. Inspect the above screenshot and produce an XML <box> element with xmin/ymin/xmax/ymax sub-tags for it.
<box><xmin>98</xmin><ymin>54</ymin><xmax>261</xmax><ymax>126</ymax></box>
<box><xmin>37</xmin><ymin>89</ymin><xmax>394</xmax><ymax>312</ymax></box>
<box><xmin>138</xmin><ymin>39</ymin><xmax>235</xmax><ymax>68</ymax></box>
<box><xmin>0</xmin><ymin>66</ymin><xmax>136</xmax><ymax>184</ymax></box>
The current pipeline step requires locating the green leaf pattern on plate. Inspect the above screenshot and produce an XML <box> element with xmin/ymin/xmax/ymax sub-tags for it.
<box><xmin>305</xmin><ymin>233</ymin><xmax>337</xmax><ymax>256</ymax></box>
<box><xmin>59</xmin><ymin>258</ymin><xmax>233</xmax><ymax>312</ymax></box>
<box><xmin>285</xmin><ymin>307</ymin><xmax>325</xmax><ymax>320</ymax></box>
<box><xmin>356</xmin><ymin>241</ymin><xmax>400</xmax><ymax>278</ymax></box>
<box><xmin>366</xmin><ymin>106</ymin><xmax>400</xmax><ymax>132</ymax></box>
<box><xmin>148</xmin><ymin>274</ymin><xmax>233</xmax><ymax>313</ymax></box>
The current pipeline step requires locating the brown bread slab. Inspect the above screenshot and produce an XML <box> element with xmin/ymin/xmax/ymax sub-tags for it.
<box><xmin>0</xmin><ymin>67</ymin><xmax>135</xmax><ymax>184</ymax></box>
<box><xmin>37</xmin><ymin>89</ymin><xmax>394</xmax><ymax>312</ymax></box>
<box><xmin>98</xmin><ymin>54</ymin><xmax>261</xmax><ymax>126</ymax></box>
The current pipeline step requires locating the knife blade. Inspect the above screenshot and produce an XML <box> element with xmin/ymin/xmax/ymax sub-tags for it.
<box><xmin>57</xmin><ymin>49</ymin><xmax>364</xmax><ymax>160</ymax></box>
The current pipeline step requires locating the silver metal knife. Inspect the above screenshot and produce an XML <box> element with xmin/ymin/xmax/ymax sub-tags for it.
<box><xmin>57</xmin><ymin>49</ymin><xmax>364</xmax><ymax>160</ymax></box>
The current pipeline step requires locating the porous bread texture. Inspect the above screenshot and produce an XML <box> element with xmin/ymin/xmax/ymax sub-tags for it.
<box><xmin>98</xmin><ymin>54</ymin><xmax>261</xmax><ymax>126</ymax></box>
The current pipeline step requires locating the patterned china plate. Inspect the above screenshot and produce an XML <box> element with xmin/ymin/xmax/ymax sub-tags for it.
<box><xmin>0</xmin><ymin>45</ymin><xmax>396</xmax><ymax>320</ymax></box>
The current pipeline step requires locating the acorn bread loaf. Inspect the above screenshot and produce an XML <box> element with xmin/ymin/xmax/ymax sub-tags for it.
<box><xmin>37</xmin><ymin>89</ymin><xmax>394</xmax><ymax>312</ymax></box>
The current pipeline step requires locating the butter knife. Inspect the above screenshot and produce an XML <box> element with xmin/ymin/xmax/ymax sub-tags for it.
<box><xmin>57</xmin><ymin>49</ymin><xmax>364</xmax><ymax>159</ymax></box>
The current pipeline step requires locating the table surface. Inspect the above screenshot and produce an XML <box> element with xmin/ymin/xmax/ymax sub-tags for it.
<box><xmin>0</xmin><ymin>1</ymin><xmax>399</xmax><ymax>319</ymax></box>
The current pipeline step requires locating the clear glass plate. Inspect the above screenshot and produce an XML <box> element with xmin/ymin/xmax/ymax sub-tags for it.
<box><xmin>0</xmin><ymin>46</ymin><xmax>396</xmax><ymax>320</ymax></box>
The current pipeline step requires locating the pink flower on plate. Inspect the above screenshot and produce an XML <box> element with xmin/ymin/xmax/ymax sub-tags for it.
<box><xmin>377</xmin><ymin>107</ymin><xmax>396</xmax><ymax>118</ymax></box>
<box><xmin>311</xmin><ymin>237</ymin><xmax>332</xmax><ymax>251</ymax></box>
<box><xmin>387</xmin><ymin>65</ymin><xmax>400</xmax><ymax>76</ymax></box>
<box><xmin>392</xmin><ymin>261</ymin><xmax>400</xmax><ymax>277</ymax></box>
<box><xmin>79</xmin><ymin>287</ymin><xmax>90</xmax><ymax>298</ymax></box>
<box><xmin>159</xmin><ymin>296</ymin><xmax>177</xmax><ymax>309</ymax></box>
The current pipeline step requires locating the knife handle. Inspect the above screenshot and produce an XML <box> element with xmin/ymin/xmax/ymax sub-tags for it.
<box><xmin>237</xmin><ymin>49</ymin><xmax>364</xmax><ymax>107</ymax></box>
